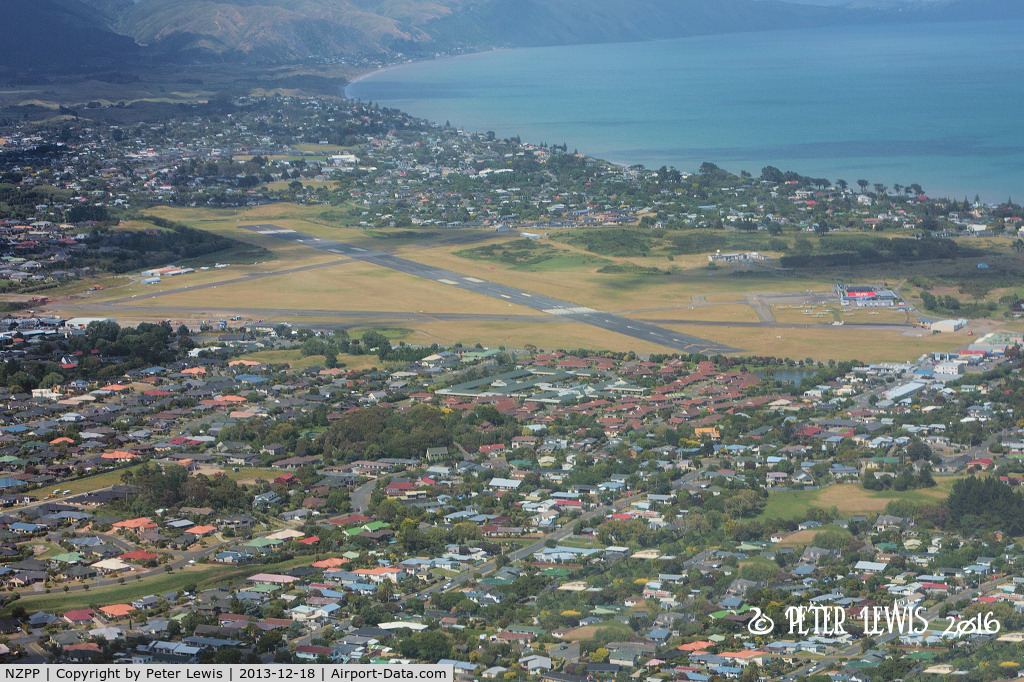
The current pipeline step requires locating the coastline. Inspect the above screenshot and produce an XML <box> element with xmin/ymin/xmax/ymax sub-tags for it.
<box><xmin>343</xmin><ymin>47</ymin><xmax>514</xmax><ymax>99</ymax></box>
<box><xmin>341</xmin><ymin>22</ymin><xmax>1024</xmax><ymax>204</ymax></box>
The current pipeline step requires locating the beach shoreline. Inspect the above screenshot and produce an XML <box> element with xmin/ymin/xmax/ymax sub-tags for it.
<box><xmin>341</xmin><ymin>21</ymin><xmax>1024</xmax><ymax>204</ymax></box>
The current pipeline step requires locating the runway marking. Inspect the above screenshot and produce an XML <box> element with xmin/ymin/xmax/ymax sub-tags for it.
<box><xmin>464</xmin><ymin>277</ymin><xmax>484</xmax><ymax>283</ymax></box>
<box><xmin>437</xmin><ymin>279</ymin><xmax>458</xmax><ymax>285</ymax></box>
<box><xmin>543</xmin><ymin>306</ymin><xmax>597</xmax><ymax>316</ymax></box>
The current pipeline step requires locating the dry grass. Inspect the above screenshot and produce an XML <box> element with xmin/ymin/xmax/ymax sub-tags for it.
<box><xmin>561</xmin><ymin>620</ymin><xmax>634</xmax><ymax>641</ymax></box>
<box><xmin>761</xmin><ymin>477</ymin><xmax>967</xmax><ymax>520</ymax></box>
<box><xmin>408</xmin><ymin>240</ymin><xmax>838</xmax><ymax>312</ymax></box>
<box><xmin>622</xmin><ymin>304</ymin><xmax>761</xmax><ymax>324</ymax></box>
<box><xmin>141</xmin><ymin>260</ymin><xmax>539</xmax><ymax>316</ymax></box>
<box><xmin>818</xmin><ymin>482</ymin><xmax>951</xmax><ymax>513</ymax></box>
<box><xmin>705</xmin><ymin>293</ymin><xmax>750</xmax><ymax>303</ymax></box>
<box><xmin>659</xmin><ymin>323</ymin><xmax>966</xmax><ymax>361</ymax></box>
<box><xmin>771</xmin><ymin>303</ymin><xmax>909</xmax><ymax>325</ymax></box>
<box><xmin>401</xmin><ymin>319</ymin><xmax>674</xmax><ymax>354</ymax></box>
<box><xmin>47</xmin><ymin>205</ymin><xmax>1011</xmax><ymax>360</ymax></box>
<box><xmin>775</xmin><ymin>527</ymin><xmax>852</xmax><ymax>548</ymax></box>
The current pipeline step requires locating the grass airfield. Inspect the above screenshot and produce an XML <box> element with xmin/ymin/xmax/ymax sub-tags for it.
<box><xmin>42</xmin><ymin>203</ymin><xmax>1000</xmax><ymax>360</ymax></box>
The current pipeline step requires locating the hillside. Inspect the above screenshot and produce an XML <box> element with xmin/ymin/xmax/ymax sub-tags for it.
<box><xmin>113</xmin><ymin>0</ymin><xmax>444</xmax><ymax>62</ymax></box>
<box><xmin>109</xmin><ymin>0</ymin><xmax>860</xmax><ymax>60</ymax></box>
<box><xmin>2</xmin><ymin>0</ymin><xmax>1022</xmax><ymax>73</ymax></box>
<box><xmin>0</xmin><ymin>0</ymin><xmax>140</xmax><ymax>74</ymax></box>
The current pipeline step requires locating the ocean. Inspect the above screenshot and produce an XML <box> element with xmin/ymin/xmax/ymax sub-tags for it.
<box><xmin>345</xmin><ymin>20</ymin><xmax>1024</xmax><ymax>202</ymax></box>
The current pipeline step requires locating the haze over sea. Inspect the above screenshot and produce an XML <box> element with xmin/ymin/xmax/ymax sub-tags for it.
<box><xmin>347</xmin><ymin>20</ymin><xmax>1024</xmax><ymax>202</ymax></box>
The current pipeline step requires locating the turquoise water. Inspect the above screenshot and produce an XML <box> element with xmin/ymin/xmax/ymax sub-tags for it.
<box><xmin>346</xmin><ymin>21</ymin><xmax>1024</xmax><ymax>202</ymax></box>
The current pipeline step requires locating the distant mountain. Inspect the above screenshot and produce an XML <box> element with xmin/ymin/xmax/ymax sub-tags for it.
<box><xmin>764</xmin><ymin>0</ymin><xmax>1024</xmax><ymax>12</ymax></box>
<box><xmin>0</xmin><ymin>0</ymin><xmax>140</xmax><ymax>73</ymax></box>
<box><xmin>419</xmin><ymin>0</ymin><xmax>861</xmax><ymax>50</ymax></box>
<box><xmin>112</xmin><ymin>0</ymin><xmax>445</xmax><ymax>63</ymax></box>
<box><xmin>2</xmin><ymin>0</ymin><xmax>1022</xmax><ymax>73</ymax></box>
<box><xmin>91</xmin><ymin>0</ymin><xmax>867</xmax><ymax>62</ymax></box>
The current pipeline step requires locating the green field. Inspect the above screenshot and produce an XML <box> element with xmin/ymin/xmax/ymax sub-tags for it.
<box><xmin>25</xmin><ymin>465</ymin><xmax>144</xmax><ymax>501</ymax></box>
<box><xmin>6</xmin><ymin>555</ymin><xmax>315</xmax><ymax>615</ymax></box>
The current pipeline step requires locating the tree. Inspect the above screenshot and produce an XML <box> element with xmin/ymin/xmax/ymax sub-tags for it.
<box><xmin>761</xmin><ymin>166</ymin><xmax>784</xmax><ymax>183</ymax></box>
<box><xmin>39</xmin><ymin>372</ymin><xmax>64</xmax><ymax>389</ymax></box>
<box><xmin>724</xmin><ymin>490</ymin><xmax>763</xmax><ymax>518</ymax></box>
<box><xmin>905</xmin><ymin>438</ymin><xmax>932</xmax><ymax>462</ymax></box>
<box><xmin>376</xmin><ymin>580</ymin><xmax>395</xmax><ymax>602</ymax></box>
<box><xmin>857</xmin><ymin>179</ymin><xmax>869</xmax><ymax>193</ymax></box>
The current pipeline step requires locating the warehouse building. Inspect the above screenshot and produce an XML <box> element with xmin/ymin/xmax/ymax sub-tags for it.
<box><xmin>930</xmin><ymin>318</ymin><xmax>967</xmax><ymax>333</ymax></box>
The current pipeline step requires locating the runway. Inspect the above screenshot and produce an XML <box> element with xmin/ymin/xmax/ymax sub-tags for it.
<box><xmin>237</xmin><ymin>224</ymin><xmax>739</xmax><ymax>354</ymax></box>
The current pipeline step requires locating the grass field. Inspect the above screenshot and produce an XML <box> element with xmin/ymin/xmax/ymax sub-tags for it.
<box><xmin>292</xmin><ymin>144</ymin><xmax>360</xmax><ymax>153</ymax></box>
<box><xmin>739</xmin><ymin>555</ymin><xmax>780</xmax><ymax>573</ymax></box>
<box><xmin>140</xmin><ymin>259</ymin><xmax>538</xmax><ymax>317</ymax></box>
<box><xmin>407</xmin><ymin>239</ymin><xmax>838</xmax><ymax>313</ymax></box>
<box><xmin>771</xmin><ymin>303</ymin><xmax>909</xmax><ymax>325</ymax></box>
<box><xmin>660</xmin><ymin>323</ymin><xmax>965</xmax><ymax>362</ymax></box>
<box><xmin>25</xmin><ymin>466</ymin><xmax>142</xmax><ymax>501</ymax></box>
<box><xmin>7</xmin><ymin>566</ymin><xmax>225</xmax><ymax>615</ymax></box>
<box><xmin>191</xmin><ymin>466</ymin><xmax>280</xmax><ymax>483</ymax></box>
<box><xmin>399</xmin><ymin>319</ymin><xmax>675</xmax><ymax>355</ymax></box>
<box><xmin>562</xmin><ymin>620</ymin><xmax>634</xmax><ymax>642</ymax></box>
<box><xmin>775</xmin><ymin>526</ymin><xmax>853</xmax><ymax>547</ymax></box>
<box><xmin>623</xmin><ymin>304</ymin><xmax>762</xmax><ymax>324</ymax></box>
<box><xmin>760</xmin><ymin>478</ymin><xmax>964</xmax><ymax>521</ymax></box>
<box><xmin>5</xmin><ymin>555</ymin><xmax>316</xmax><ymax>615</ymax></box>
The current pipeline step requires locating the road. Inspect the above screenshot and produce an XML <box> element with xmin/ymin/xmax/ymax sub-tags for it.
<box><xmin>350</xmin><ymin>479</ymin><xmax>376</xmax><ymax>514</ymax></box>
<box><xmin>236</xmin><ymin>224</ymin><xmax>737</xmax><ymax>355</ymax></box>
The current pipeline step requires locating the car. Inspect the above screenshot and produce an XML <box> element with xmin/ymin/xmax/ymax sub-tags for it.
<box><xmin>62</xmin><ymin>490</ymin><xmax>71</xmax><ymax>495</ymax></box>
